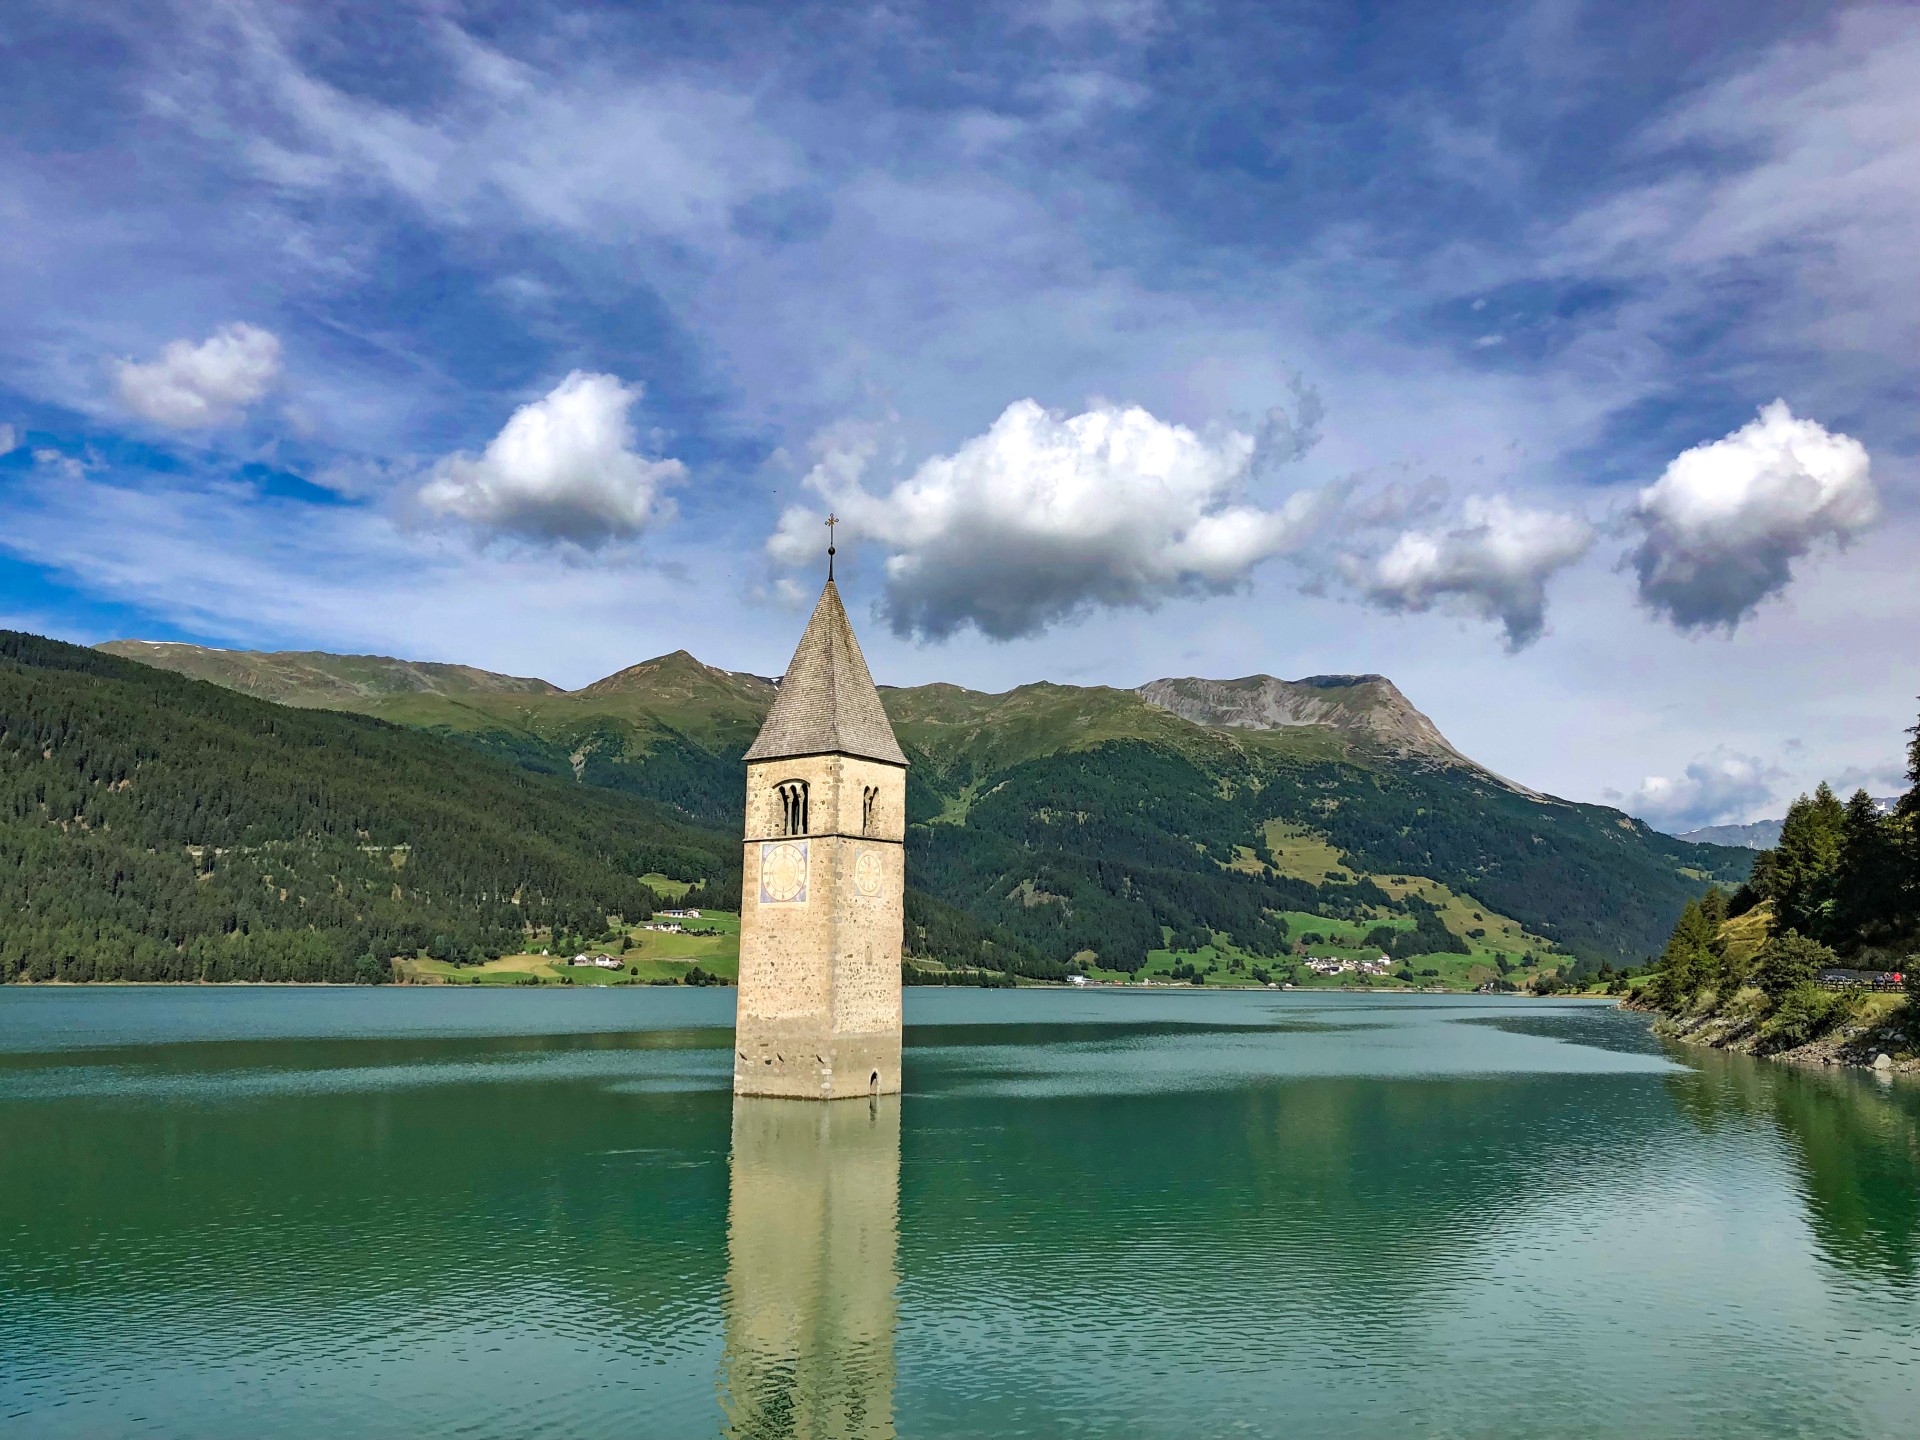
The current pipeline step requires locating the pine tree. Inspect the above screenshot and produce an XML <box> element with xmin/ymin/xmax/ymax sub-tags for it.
<box><xmin>1698</xmin><ymin>883</ymin><xmax>1744</xmax><ymax>988</ymax></box>
<box><xmin>1773</xmin><ymin>783</ymin><xmax>1846</xmax><ymax>940</ymax></box>
<box><xmin>1651</xmin><ymin>897</ymin><xmax>1717</xmax><ymax>1006</ymax></box>
<box><xmin>1897</xmin><ymin>709</ymin><xmax>1920</xmax><ymax>931</ymax></box>
<box><xmin>1729</xmin><ymin>848</ymin><xmax>1776</xmax><ymax>916</ymax></box>
<box><xmin>1832</xmin><ymin>789</ymin><xmax>1900</xmax><ymax>949</ymax></box>
<box><xmin>1700</xmin><ymin>883</ymin><xmax>1729</xmax><ymax>930</ymax></box>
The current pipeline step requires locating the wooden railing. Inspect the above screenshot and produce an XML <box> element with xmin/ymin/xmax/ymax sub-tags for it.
<box><xmin>1817</xmin><ymin>969</ymin><xmax>1908</xmax><ymax>994</ymax></box>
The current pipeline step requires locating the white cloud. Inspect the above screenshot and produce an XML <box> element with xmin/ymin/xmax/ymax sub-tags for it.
<box><xmin>1610</xmin><ymin>750</ymin><xmax>1784</xmax><ymax>832</ymax></box>
<box><xmin>0</xmin><ymin>424</ymin><xmax>16</xmax><ymax>454</ymax></box>
<box><xmin>1627</xmin><ymin>400</ymin><xmax>1876</xmax><ymax>631</ymax></box>
<box><xmin>769</xmin><ymin>399</ymin><xmax>1330</xmax><ymax>640</ymax></box>
<box><xmin>113</xmin><ymin>322</ymin><xmax>282</xmax><ymax>428</ymax></box>
<box><xmin>1349</xmin><ymin>495</ymin><xmax>1593</xmax><ymax>649</ymax></box>
<box><xmin>417</xmin><ymin>371</ymin><xmax>685</xmax><ymax>545</ymax></box>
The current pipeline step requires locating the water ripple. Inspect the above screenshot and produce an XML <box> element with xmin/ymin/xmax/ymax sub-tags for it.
<box><xmin>2</xmin><ymin>990</ymin><xmax>1916</xmax><ymax>1439</ymax></box>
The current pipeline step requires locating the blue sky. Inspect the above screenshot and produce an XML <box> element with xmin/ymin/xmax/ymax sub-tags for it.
<box><xmin>1</xmin><ymin>0</ymin><xmax>1914</xmax><ymax>829</ymax></box>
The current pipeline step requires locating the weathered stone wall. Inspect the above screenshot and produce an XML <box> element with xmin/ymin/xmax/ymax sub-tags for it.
<box><xmin>735</xmin><ymin>752</ymin><xmax>905</xmax><ymax>1098</ymax></box>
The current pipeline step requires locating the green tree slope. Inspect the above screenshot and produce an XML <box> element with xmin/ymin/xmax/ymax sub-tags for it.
<box><xmin>1644</xmin><ymin>707</ymin><xmax>1920</xmax><ymax>1051</ymax></box>
<box><xmin>0</xmin><ymin>632</ymin><xmax>727</xmax><ymax>983</ymax></box>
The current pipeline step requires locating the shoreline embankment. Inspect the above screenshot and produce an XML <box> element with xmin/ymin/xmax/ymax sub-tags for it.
<box><xmin>1628</xmin><ymin>992</ymin><xmax>1916</xmax><ymax>1077</ymax></box>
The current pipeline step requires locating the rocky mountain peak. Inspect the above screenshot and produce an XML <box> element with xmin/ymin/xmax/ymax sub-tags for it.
<box><xmin>1134</xmin><ymin>671</ymin><xmax>1488</xmax><ymax>772</ymax></box>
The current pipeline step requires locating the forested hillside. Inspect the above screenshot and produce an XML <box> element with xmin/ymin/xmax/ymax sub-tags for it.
<box><xmin>98</xmin><ymin>637</ymin><xmax>1752</xmax><ymax>976</ymax></box>
<box><xmin>904</xmin><ymin>730</ymin><xmax>1744</xmax><ymax>971</ymax></box>
<box><xmin>0</xmin><ymin>633</ymin><xmax>726</xmax><ymax>984</ymax></box>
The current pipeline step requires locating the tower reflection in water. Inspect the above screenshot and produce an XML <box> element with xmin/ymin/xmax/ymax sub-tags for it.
<box><xmin>720</xmin><ymin>1096</ymin><xmax>901</xmax><ymax>1440</ymax></box>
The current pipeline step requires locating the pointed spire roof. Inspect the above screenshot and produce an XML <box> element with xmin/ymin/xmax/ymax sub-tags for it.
<box><xmin>744</xmin><ymin>581</ymin><xmax>907</xmax><ymax>766</ymax></box>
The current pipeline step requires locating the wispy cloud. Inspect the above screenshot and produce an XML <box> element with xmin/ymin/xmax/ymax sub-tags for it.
<box><xmin>167</xmin><ymin>4</ymin><xmax>802</xmax><ymax>245</ymax></box>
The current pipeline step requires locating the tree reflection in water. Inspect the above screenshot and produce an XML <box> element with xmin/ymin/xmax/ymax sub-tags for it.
<box><xmin>721</xmin><ymin>1096</ymin><xmax>900</xmax><ymax>1439</ymax></box>
<box><xmin>1668</xmin><ymin>1050</ymin><xmax>1920</xmax><ymax>1285</ymax></box>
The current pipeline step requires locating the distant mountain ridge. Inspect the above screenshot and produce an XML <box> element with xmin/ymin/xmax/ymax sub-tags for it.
<box><xmin>1677</xmin><ymin>818</ymin><xmax>1786</xmax><ymax>850</ymax></box>
<box><xmin>95</xmin><ymin>639</ymin><xmax>1524</xmax><ymax>795</ymax></box>
<box><xmin>97</xmin><ymin>641</ymin><xmax>1489</xmax><ymax>767</ymax></box>
<box><xmin>1676</xmin><ymin>797</ymin><xmax>1898</xmax><ymax>850</ymax></box>
<box><xmin>97</xmin><ymin>640</ymin><xmax>561</xmax><ymax>704</ymax></box>
<box><xmin>94</xmin><ymin>636</ymin><xmax>1753</xmax><ymax>968</ymax></box>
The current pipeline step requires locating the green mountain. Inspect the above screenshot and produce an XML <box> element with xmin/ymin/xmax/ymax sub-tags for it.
<box><xmin>97</xmin><ymin>639</ymin><xmax>562</xmax><ymax>705</ymax></box>
<box><xmin>1</xmin><ymin>632</ymin><xmax>727</xmax><ymax>984</ymax></box>
<box><xmin>95</xmin><ymin>637</ymin><xmax>1752</xmax><ymax>976</ymax></box>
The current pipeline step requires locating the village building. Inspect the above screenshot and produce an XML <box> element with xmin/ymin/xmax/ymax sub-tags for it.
<box><xmin>568</xmin><ymin>954</ymin><xmax>624</xmax><ymax>970</ymax></box>
<box><xmin>1304</xmin><ymin>953</ymin><xmax>1394</xmax><ymax>978</ymax></box>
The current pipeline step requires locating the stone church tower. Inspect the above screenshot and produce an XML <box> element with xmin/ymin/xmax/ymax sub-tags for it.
<box><xmin>734</xmin><ymin>576</ymin><xmax>907</xmax><ymax>1099</ymax></box>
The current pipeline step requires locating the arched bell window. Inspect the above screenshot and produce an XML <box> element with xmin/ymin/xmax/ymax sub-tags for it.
<box><xmin>775</xmin><ymin>780</ymin><xmax>809</xmax><ymax>836</ymax></box>
<box><xmin>862</xmin><ymin>785</ymin><xmax>878</xmax><ymax>834</ymax></box>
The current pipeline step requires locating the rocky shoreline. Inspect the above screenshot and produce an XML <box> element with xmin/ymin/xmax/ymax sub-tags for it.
<box><xmin>1631</xmin><ymin>995</ymin><xmax>1917</xmax><ymax>1077</ymax></box>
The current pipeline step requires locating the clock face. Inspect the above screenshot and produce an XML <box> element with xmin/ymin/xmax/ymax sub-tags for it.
<box><xmin>759</xmin><ymin>841</ymin><xmax>809</xmax><ymax>904</ymax></box>
<box><xmin>853</xmin><ymin>848</ymin><xmax>884</xmax><ymax>897</ymax></box>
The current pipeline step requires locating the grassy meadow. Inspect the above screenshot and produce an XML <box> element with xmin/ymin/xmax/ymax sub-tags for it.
<box><xmin>392</xmin><ymin>847</ymin><xmax>1580</xmax><ymax>995</ymax></box>
<box><xmin>397</xmin><ymin>874</ymin><xmax>742</xmax><ymax>986</ymax></box>
<box><xmin>1079</xmin><ymin>836</ymin><xmax>1572</xmax><ymax>990</ymax></box>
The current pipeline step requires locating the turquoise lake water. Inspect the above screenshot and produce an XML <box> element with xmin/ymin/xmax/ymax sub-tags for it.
<box><xmin>2</xmin><ymin>987</ymin><xmax>1916</xmax><ymax>1437</ymax></box>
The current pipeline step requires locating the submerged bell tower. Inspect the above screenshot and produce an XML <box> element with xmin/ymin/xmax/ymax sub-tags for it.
<box><xmin>734</xmin><ymin>531</ymin><xmax>907</xmax><ymax>1100</ymax></box>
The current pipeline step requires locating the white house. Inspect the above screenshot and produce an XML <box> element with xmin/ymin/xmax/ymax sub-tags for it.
<box><xmin>569</xmin><ymin>954</ymin><xmax>625</xmax><ymax>970</ymax></box>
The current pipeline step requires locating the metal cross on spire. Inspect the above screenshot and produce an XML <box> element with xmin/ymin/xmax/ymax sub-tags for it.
<box><xmin>825</xmin><ymin>512</ymin><xmax>838</xmax><ymax>581</ymax></box>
